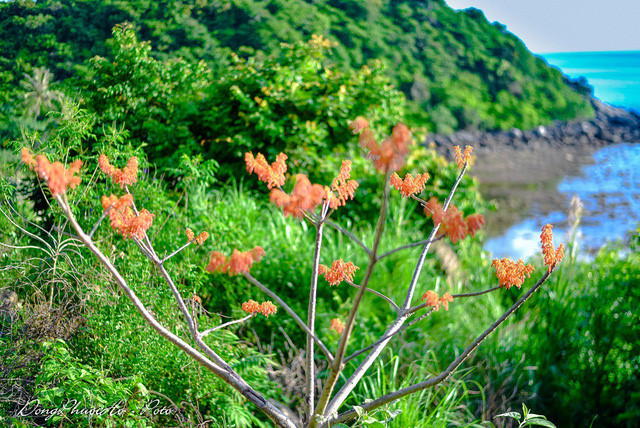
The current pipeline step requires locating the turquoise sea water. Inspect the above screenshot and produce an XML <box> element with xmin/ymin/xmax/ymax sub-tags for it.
<box><xmin>543</xmin><ymin>50</ymin><xmax>640</xmax><ymax>112</ymax></box>
<box><xmin>486</xmin><ymin>51</ymin><xmax>640</xmax><ymax>259</ymax></box>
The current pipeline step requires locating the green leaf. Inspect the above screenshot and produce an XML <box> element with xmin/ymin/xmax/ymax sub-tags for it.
<box><xmin>524</xmin><ymin>418</ymin><xmax>557</xmax><ymax>428</ymax></box>
<box><xmin>496</xmin><ymin>411</ymin><xmax>522</xmax><ymax>421</ymax></box>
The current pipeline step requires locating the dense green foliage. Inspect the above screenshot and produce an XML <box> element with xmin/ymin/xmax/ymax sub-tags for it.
<box><xmin>0</xmin><ymin>0</ymin><xmax>592</xmax><ymax>142</ymax></box>
<box><xmin>0</xmin><ymin>1</ymin><xmax>634</xmax><ymax>427</ymax></box>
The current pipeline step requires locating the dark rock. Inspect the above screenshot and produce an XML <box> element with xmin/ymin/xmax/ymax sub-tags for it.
<box><xmin>426</xmin><ymin>97</ymin><xmax>640</xmax><ymax>156</ymax></box>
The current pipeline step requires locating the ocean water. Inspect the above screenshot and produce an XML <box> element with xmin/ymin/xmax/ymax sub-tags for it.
<box><xmin>543</xmin><ymin>50</ymin><xmax>640</xmax><ymax>112</ymax></box>
<box><xmin>485</xmin><ymin>51</ymin><xmax>640</xmax><ymax>259</ymax></box>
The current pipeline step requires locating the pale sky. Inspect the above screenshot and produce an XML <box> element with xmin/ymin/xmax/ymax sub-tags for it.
<box><xmin>445</xmin><ymin>0</ymin><xmax>640</xmax><ymax>53</ymax></box>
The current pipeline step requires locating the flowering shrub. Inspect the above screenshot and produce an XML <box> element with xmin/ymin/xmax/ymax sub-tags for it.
<box><xmin>18</xmin><ymin>118</ymin><xmax>565</xmax><ymax>428</ymax></box>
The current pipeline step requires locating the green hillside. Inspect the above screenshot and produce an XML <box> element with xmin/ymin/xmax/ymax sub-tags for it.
<box><xmin>0</xmin><ymin>0</ymin><xmax>592</xmax><ymax>137</ymax></box>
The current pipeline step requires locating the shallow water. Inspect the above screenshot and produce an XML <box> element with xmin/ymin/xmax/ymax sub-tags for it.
<box><xmin>483</xmin><ymin>143</ymin><xmax>640</xmax><ymax>259</ymax></box>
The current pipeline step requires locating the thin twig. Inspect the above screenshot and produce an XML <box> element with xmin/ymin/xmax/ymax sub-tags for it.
<box><xmin>410</xmin><ymin>194</ymin><xmax>429</xmax><ymax>206</ymax></box>
<box><xmin>344</xmin><ymin>308</ymin><xmax>435</xmax><ymax>363</ymax></box>
<box><xmin>242</xmin><ymin>272</ymin><xmax>334</xmax><ymax>363</ymax></box>
<box><xmin>201</xmin><ymin>315</ymin><xmax>254</xmax><ymax>337</ymax></box>
<box><xmin>89</xmin><ymin>205</ymin><xmax>113</xmax><ymax>238</ymax></box>
<box><xmin>377</xmin><ymin>235</ymin><xmax>445</xmax><ymax>261</ymax></box>
<box><xmin>305</xmin><ymin>201</ymin><xmax>329</xmax><ymax>417</ymax></box>
<box><xmin>324</xmin><ymin>219</ymin><xmax>372</xmax><ymax>256</ymax></box>
<box><xmin>162</xmin><ymin>240</ymin><xmax>193</xmax><ymax>264</ymax></box>
<box><xmin>401</xmin><ymin>164</ymin><xmax>468</xmax><ymax>311</ymax></box>
<box><xmin>345</xmin><ymin>280</ymin><xmax>398</xmax><ymax>311</ymax></box>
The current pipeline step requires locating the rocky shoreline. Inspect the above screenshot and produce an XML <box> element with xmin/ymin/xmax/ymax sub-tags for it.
<box><xmin>426</xmin><ymin>98</ymin><xmax>640</xmax><ymax>153</ymax></box>
<box><xmin>426</xmin><ymin>98</ymin><xmax>640</xmax><ymax>241</ymax></box>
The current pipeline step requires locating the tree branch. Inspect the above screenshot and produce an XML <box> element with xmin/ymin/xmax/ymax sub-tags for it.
<box><xmin>56</xmin><ymin>195</ymin><xmax>297</xmax><ymax>428</ymax></box>
<box><xmin>242</xmin><ymin>272</ymin><xmax>334</xmax><ymax>363</ymax></box>
<box><xmin>325</xmin><ymin>271</ymin><xmax>552</xmax><ymax>426</ymax></box>
<box><xmin>324</xmin><ymin>219</ymin><xmax>372</xmax><ymax>256</ymax></box>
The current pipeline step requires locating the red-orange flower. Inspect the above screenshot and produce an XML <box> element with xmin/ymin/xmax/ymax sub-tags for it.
<box><xmin>424</xmin><ymin>197</ymin><xmax>484</xmax><ymax>244</ymax></box>
<box><xmin>330</xmin><ymin>318</ymin><xmax>345</xmax><ymax>334</ymax></box>
<box><xmin>196</xmin><ymin>232</ymin><xmax>209</xmax><ymax>245</ymax></box>
<box><xmin>21</xmin><ymin>148</ymin><xmax>36</xmax><ymax>168</ymax></box>
<box><xmin>390</xmin><ymin>172</ymin><xmax>430</xmax><ymax>197</ymax></box>
<box><xmin>259</xmin><ymin>301</ymin><xmax>277</xmax><ymax>317</ymax></box>
<box><xmin>270</xmin><ymin>174</ymin><xmax>326</xmax><ymax>219</ymax></box>
<box><xmin>352</xmin><ymin>119</ymin><xmax>412</xmax><ymax>173</ymax></box>
<box><xmin>98</xmin><ymin>154</ymin><xmax>139</xmax><ymax>188</ymax></box>
<box><xmin>245</xmin><ymin>152</ymin><xmax>287</xmax><ymax>189</ymax></box>
<box><xmin>241</xmin><ymin>300</ymin><xmax>277</xmax><ymax>317</ymax></box>
<box><xmin>186</xmin><ymin>228</ymin><xmax>195</xmax><ymax>241</ymax></box>
<box><xmin>101</xmin><ymin>194</ymin><xmax>153</xmax><ymax>240</ymax></box>
<box><xmin>541</xmin><ymin>224</ymin><xmax>565</xmax><ymax>272</ymax></box>
<box><xmin>421</xmin><ymin>290</ymin><xmax>454</xmax><ymax>311</ymax></box>
<box><xmin>491</xmin><ymin>258</ymin><xmax>535</xmax><ymax>289</ymax></box>
<box><xmin>242</xmin><ymin>299</ymin><xmax>261</xmax><ymax>314</ymax></box>
<box><xmin>327</xmin><ymin>161</ymin><xmax>358</xmax><ymax>209</ymax></box>
<box><xmin>465</xmin><ymin>214</ymin><xmax>485</xmax><ymax>238</ymax></box>
<box><xmin>21</xmin><ymin>149</ymin><xmax>83</xmax><ymax>197</ymax></box>
<box><xmin>125</xmin><ymin>209</ymin><xmax>154</xmax><ymax>240</ymax></box>
<box><xmin>453</xmin><ymin>145</ymin><xmax>473</xmax><ymax>169</ymax></box>
<box><xmin>206</xmin><ymin>246</ymin><xmax>265</xmax><ymax>276</ymax></box>
<box><xmin>185</xmin><ymin>229</ymin><xmax>209</xmax><ymax>245</ymax></box>
<box><xmin>318</xmin><ymin>259</ymin><xmax>359</xmax><ymax>286</ymax></box>
<box><xmin>206</xmin><ymin>251</ymin><xmax>228</xmax><ymax>273</ymax></box>
<box><xmin>421</xmin><ymin>290</ymin><xmax>441</xmax><ymax>310</ymax></box>
<box><xmin>440</xmin><ymin>292</ymin><xmax>453</xmax><ymax>311</ymax></box>
<box><xmin>348</xmin><ymin>116</ymin><xmax>369</xmax><ymax>133</ymax></box>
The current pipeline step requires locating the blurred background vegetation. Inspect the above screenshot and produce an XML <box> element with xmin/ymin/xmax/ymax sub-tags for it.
<box><xmin>0</xmin><ymin>1</ymin><xmax>637</xmax><ymax>427</ymax></box>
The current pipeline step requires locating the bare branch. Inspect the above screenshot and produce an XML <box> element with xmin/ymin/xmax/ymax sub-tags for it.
<box><xmin>89</xmin><ymin>205</ymin><xmax>113</xmax><ymax>238</ymax></box>
<box><xmin>313</xmin><ymin>172</ymin><xmax>391</xmax><ymax>422</ymax></box>
<box><xmin>376</xmin><ymin>235</ymin><xmax>445</xmax><ymax>262</ymax></box>
<box><xmin>401</xmin><ymin>164</ymin><xmax>468</xmax><ymax>311</ymax></box>
<box><xmin>344</xmin><ymin>308</ymin><xmax>435</xmax><ymax>363</ymax></box>
<box><xmin>242</xmin><ymin>272</ymin><xmax>334</xmax><ymax>363</ymax></box>
<box><xmin>161</xmin><ymin>240</ymin><xmax>193</xmax><ymax>263</ymax></box>
<box><xmin>56</xmin><ymin>194</ymin><xmax>297</xmax><ymax>428</ymax></box>
<box><xmin>306</xmin><ymin>201</ymin><xmax>329</xmax><ymax>417</ymax></box>
<box><xmin>201</xmin><ymin>315</ymin><xmax>254</xmax><ymax>337</ymax></box>
<box><xmin>324</xmin><ymin>219</ymin><xmax>372</xmax><ymax>256</ymax></box>
<box><xmin>325</xmin><ymin>271</ymin><xmax>552</xmax><ymax>427</ymax></box>
<box><xmin>345</xmin><ymin>280</ymin><xmax>398</xmax><ymax>311</ymax></box>
<box><xmin>323</xmin><ymin>165</ymin><xmax>468</xmax><ymax>416</ymax></box>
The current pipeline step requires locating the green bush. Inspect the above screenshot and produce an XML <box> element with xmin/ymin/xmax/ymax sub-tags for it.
<box><xmin>513</xmin><ymin>238</ymin><xmax>640</xmax><ymax>427</ymax></box>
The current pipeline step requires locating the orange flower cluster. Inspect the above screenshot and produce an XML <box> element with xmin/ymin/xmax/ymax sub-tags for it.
<box><xmin>242</xmin><ymin>299</ymin><xmax>278</xmax><ymax>317</ymax></box>
<box><xmin>453</xmin><ymin>145</ymin><xmax>473</xmax><ymax>169</ymax></box>
<box><xmin>541</xmin><ymin>224</ymin><xmax>565</xmax><ymax>272</ymax></box>
<box><xmin>350</xmin><ymin>118</ymin><xmax>411</xmax><ymax>173</ymax></box>
<box><xmin>491</xmin><ymin>258</ymin><xmax>535</xmax><ymax>289</ymax></box>
<box><xmin>390</xmin><ymin>172</ymin><xmax>430</xmax><ymax>197</ymax></box>
<box><xmin>206</xmin><ymin>246</ymin><xmax>266</xmax><ymax>276</ymax></box>
<box><xmin>424</xmin><ymin>198</ymin><xmax>485</xmax><ymax>244</ymax></box>
<box><xmin>245</xmin><ymin>152</ymin><xmax>288</xmax><ymax>189</ymax></box>
<box><xmin>318</xmin><ymin>259</ymin><xmax>359</xmax><ymax>286</ymax></box>
<box><xmin>420</xmin><ymin>290</ymin><xmax>454</xmax><ymax>311</ymax></box>
<box><xmin>270</xmin><ymin>174</ymin><xmax>326</xmax><ymax>219</ymax></box>
<box><xmin>185</xmin><ymin>228</ymin><xmax>209</xmax><ymax>245</ymax></box>
<box><xmin>330</xmin><ymin>318</ymin><xmax>345</xmax><ymax>334</ymax></box>
<box><xmin>101</xmin><ymin>194</ymin><xmax>154</xmax><ymax>240</ymax></box>
<box><xmin>327</xmin><ymin>161</ymin><xmax>358</xmax><ymax>209</ymax></box>
<box><xmin>21</xmin><ymin>148</ymin><xmax>83</xmax><ymax>197</ymax></box>
<box><xmin>98</xmin><ymin>154</ymin><xmax>139</xmax><ymax>188</ymax></box>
